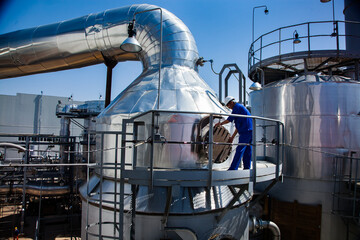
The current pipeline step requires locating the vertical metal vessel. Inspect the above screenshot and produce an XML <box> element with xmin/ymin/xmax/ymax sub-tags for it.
<box><xmin>248</xmin><ymin>5</ymin><xmax>360</xmax><ymax>236</ymax></box>
<box><xmin>251</xmin><ymin>74</ymin><xmax>360</xmax><ymax>239</ymax></box>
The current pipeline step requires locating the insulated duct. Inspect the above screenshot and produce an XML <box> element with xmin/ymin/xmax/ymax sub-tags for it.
<box><xmin>0</xmin><ymin>4</ymin><xmax>198</xmax><ymax>79</ymax></box>
<box><xmin>0</xmin><ymin>4</ymin><xmax>223</xmax><ymax>114</ymax></box>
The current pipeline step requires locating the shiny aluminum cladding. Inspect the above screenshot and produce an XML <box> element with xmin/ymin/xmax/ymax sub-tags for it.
<box><xmin>250</xmin><ymin>74</ymin><xmax>360</xmax><ymax>179</ymax></box>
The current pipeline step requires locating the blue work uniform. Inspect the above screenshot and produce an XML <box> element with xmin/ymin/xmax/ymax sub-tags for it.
<box><xmin>227</xmin><ymin>103</ymin><xmax>253</xmax><ymax>170</ymax></box>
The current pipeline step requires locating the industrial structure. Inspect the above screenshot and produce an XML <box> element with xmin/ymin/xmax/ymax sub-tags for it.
<box><xmin>0</xmin><ymin>3</ymin><xmax>283</xmax><ymax>240</ymax></box>
<box><xmin>249</xmin><ymin>0</ymin><xmax>360</xmax><ymax>239</ymax></box>
<box><xmin>1</xmin><ymin>1</ymin><xmax>358</xmax><ymax>239</ymax></box>
<box><xmin>0</xmin><ymin>94</ymin><xmax>103</xmax><ymax>238</ymax></box>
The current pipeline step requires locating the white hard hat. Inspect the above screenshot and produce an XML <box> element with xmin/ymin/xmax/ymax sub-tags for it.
<box><xmin>224</xmin><ymin>96</ymin><xmax>235</xmax><ymax>106</ymax></box>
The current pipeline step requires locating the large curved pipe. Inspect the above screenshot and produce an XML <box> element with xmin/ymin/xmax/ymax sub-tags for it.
<box><xmin>0</xmin><ymin>4</ymin><xmax>198</xmax><ymax>79</ymax></box>
<box><xmin>0</xmin><ymin>4</ymin><xmax>223</xmax><ymax>115</ymax></box>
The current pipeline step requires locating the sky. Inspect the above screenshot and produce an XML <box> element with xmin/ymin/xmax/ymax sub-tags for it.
<box><xmin>0</xmin><ymin>0</ymin><xmax>345</xmax><ymax>102</ymax></box>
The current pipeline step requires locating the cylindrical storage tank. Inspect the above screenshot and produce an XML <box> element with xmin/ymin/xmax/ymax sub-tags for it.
<box><xmin>251</xmin><ymin>74</ymin><xmax>360</xmax><ymax>240</ymax></box>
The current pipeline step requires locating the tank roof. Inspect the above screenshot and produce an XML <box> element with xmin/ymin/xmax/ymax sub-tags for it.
<box><xmin>249</xmin><ymin>21</ymin><xmax>360</xmax><ymax>84</ymax></box>
<box><xmin>266</xmin><ymin>74</ymin><xmax>359</xmax><ymax>88</ymax></box>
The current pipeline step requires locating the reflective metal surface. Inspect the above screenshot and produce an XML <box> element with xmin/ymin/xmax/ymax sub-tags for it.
<box><xmin>80</xmin><ymin>177</ymin><xmax>251</xmax><ymax>214</ymax></box>
<box><xmin>87</xmin><ymin>3</ymin><xmax>230</xmax><ymax>177</ymax></box>
<box><xmin>252</xmin><ymin>74</ymin><xmax>360</xmax><ymax>239</ymax></box>
<box><xmin>0</xmin><ymin>3</ymin><xmax>230</xmax><ymax>173</ymax></box>
<box><xmin>96</xmin><ymin>69</ymin><xmax>232</xmax><ymax>176</ymax></box>
<box><xmin>96</xmin><ymin>112</ymin><xmax>235</xmax><ymax>178</ymax></box>
<box><xmin>0</xmin><ymin>4</ymin><xmax>284</xmax><ymax>240</ymax></box>
<box><xmin>250</xmin><ymin>74</ymin><xmax>360</xmax><ymax>180</ymax></box>
<box><xmin>82</xmin><ymin>196</ymin><xmax>250</xmax><ymax>240</ymax></box>
<box><xmin>0</xmin><ymin>4</ymin><xmax>199</xmax><ymax>79</ymax></box>
<box><xmin>99</xmin><ymin>65</ymin><xmax>226</xmax><ymax>116</ymax></box>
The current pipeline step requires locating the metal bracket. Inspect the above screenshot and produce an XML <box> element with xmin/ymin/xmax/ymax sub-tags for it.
<box><xmin>216</xmin><ymin>185</ymin><xmax>247</xmax><ymax>223</ymax></box>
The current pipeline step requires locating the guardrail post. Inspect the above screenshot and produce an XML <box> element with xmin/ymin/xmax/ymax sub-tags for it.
<box><xmin>150</xmin><ymin>111</ymin><xmax>157</xmax><ymax>189</ymax></box>
<box><xmin>252</xmin><ymin>118</ymin><xmax>257</xmax><ymax>186</ymax></box>
<box><xmin>133</xmin><ymin>122</ymin><xmax>144</xmax><ymax>169</ymax></box>
<box><xmin>260</xmin><ymin>36</ymin><xmax>263</xmax><ymax>64</ymax></box>
<box><xmin>120</xmin><ymin>119</ymin><xmax>130</xmax><ymax>240</ymax></box>
<box><xmin>113</xmin><ymin>133</ymin><xmax>119</xmax><ymax>236</ymax></box>
<box><xmin>208</xmin><ymin>114</ymin><xmax>214</xmax><ymax>188</ymax></box>
<box><xmin>219</xmin><ymin>73</ymin><xmax>223</xmax><ymax>102</ymax></box>
<box><xmin>279</xmin><ymin>28</ymin><xmax>281</xmax><ymax>57</ymax></box>
<box><xmin>335</xmin><ymin>21</ymin><xmax>339</xmax><ymax>57</ymax></box>
<box><xmin>276</xmin><ymin>122</ymin><xmax>280</xmax><ymax>179</ymax></box>
<box><xmin>307</xmin><ymin>22</ymin><xmax>311</xmax><ymax>54</ymax></box>
<box><xmin>262</xmin><ymin>123</ymin><xmax>267</xmax><ymax>162</ymax></box>
<box><xmin>252</xmin><ymin>45</ymin><xmax>255</xmax><ymax>66</ymax></box>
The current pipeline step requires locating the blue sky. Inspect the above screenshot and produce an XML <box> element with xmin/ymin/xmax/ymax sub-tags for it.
<box><xmin>0</xmin><ymin>0</ymin><xmax>344</xmax><ymax>102</ymax></box>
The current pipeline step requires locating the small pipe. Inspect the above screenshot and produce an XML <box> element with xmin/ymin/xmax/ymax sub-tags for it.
<box><xmin>0</xmin><ymin>143</ymin><xmax>27</xmax><ymax>152</ymax></box>
<box><xmin>0</xmin><ymin>185</ymin><xmax>70</xmax><ymax>196</ymax></box>
<box><xmin>249</xmin><ymin>216</ymin><xmax>281</xmax><ymax>240</ymax></box>
<box><xmin>103</xmin><ymin>55</ymin><xmax>118</xmax><ymax>108</ymax></box>
<box><xmin>264</xmin><ymin>221</ymin><xmax>281</xmax><ymax>240</ymax></box>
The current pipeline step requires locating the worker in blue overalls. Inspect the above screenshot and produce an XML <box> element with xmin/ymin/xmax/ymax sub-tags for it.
<box><xmin>215</xmin><ymin>96</ymin><xmax>253</xmax><ymax>170</ymax></box>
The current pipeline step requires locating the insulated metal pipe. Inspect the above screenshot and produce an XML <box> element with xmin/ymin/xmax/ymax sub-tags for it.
<box><xmin>0</xmin><ymin>143</ymin><xmax>27</xmax><ymax>152</ymax></box>
<box><xmin>0</xmin><ymin>4</ymin><xmax>198</xmax><ymax>79</ymax></box>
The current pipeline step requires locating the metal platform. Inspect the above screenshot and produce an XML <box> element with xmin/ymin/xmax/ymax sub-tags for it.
<box><xmin>248</xmin><ymin>20</ymin><xmax>360</xmax><ymax>84</ymax></box>
<box><xmin>81</xmin><ymin>109</ymin><xmax>284</xmax><ymax>239</ymax></box>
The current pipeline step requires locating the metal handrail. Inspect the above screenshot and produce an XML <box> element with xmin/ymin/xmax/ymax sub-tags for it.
<box><xmin>248</xmin><ymin>20</ymin><xmax>360</xmax><ymax>75</ymax></box>
<box><xmin>121</xmin><ymin>109</ymin><xmax>284</xmax><ymax>186</ymax></box>
<box><xmin>132</xmin><ymin>109</ymin><xmax>284</xmax><ymax>123</ymax></box>
<box><xmin>84</xmin><ymin>109</ymin><xmax>284</xmax><ymax>239</ymax></box>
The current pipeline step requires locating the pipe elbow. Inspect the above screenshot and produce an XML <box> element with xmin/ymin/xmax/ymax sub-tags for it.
<box><xmin>249</xmin><ymin>216</ymin><xmax>281</xmax><ymax>240</ymax></box>
<box><xmin>264</xmin><ymin>221</ymin><xmax>281</xmax><ymax>240</ymax></box>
